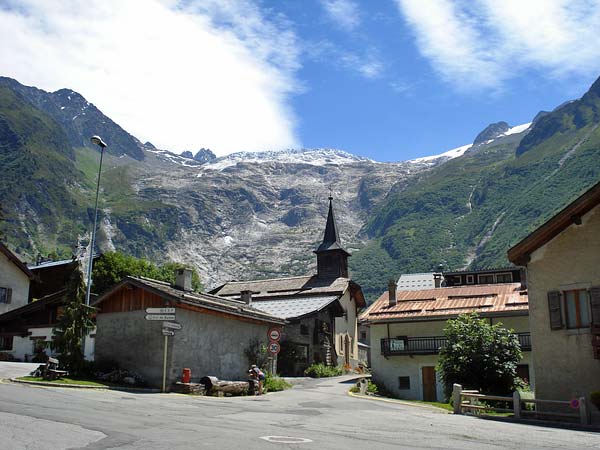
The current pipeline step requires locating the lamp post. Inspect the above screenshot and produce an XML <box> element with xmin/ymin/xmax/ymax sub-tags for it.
<box><xmin>85</xmin><ymin>135</ymin><xmax>107</xmax><ymax>307</ymax></box>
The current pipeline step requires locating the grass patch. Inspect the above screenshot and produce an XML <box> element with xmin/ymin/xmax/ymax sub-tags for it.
<box><xmin>264</xmin><ymin>374</ymin><xmax>292</xmax><ymax>392</ymax></box>
<box><xmin>18</xmin><ymin>376</ymin><xmax>108</xmax><ymax>387</ymax></box>
<box><xmin>304</xmin><ymin>363</ymin><xmax>343</xmax><ymax>378</ymax></box>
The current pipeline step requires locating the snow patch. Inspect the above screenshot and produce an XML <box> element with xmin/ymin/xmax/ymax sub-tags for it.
<box><xmin>410</xmin><ymin>144</ymin><xmax>472</xmax><ymax>163</ymax></box>
<box><xmin>499</xmin><ymin>122</ymin><xmax>531</xmax><ymax>137</ymax></box>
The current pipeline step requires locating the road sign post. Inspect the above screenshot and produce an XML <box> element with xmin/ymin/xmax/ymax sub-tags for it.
<box><xmin>162</xmin><ymin>334</ymin><xmax>168</xmax><ymax>393</ymax></box>
<box><xmin>145</xmin><ymin>314</ymin><xmax>176</xmax><ymax>321</ymax></box>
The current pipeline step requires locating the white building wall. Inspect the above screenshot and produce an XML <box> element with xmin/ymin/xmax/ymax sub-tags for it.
<box><xmin>370</xmin><ymin>314</ymin><xmax>533</xmax><ymax>401</ymax></box>
<box><xmin>334</xmin><ymin>290</ymin><xmax>359</xmax><ymax>366</ymax></box>
<box><xmin>0</xmin><ymin>251</ymin><xmax>30</xmax><ymax>314</ymax></box>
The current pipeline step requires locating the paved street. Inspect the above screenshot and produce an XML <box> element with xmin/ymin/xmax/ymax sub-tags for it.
<box><xmin>0</xmin><ymin>372</ymin><xmax>598</xmax><ymax>450</ymax></box>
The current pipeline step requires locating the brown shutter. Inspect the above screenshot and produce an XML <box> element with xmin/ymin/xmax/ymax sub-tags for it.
<box><xmin>5</xmin><ymin>288</ymin><xmax>12</xmax><ymax>304</ymax></box>
<box><xmin>547</xmin><ymin>291</ymin><xmax>563</xmax><ymax>330</ymax></box>
<box><xmin>590</xmin><ymin>286</ymin><xmax>600</xmax><ymax>332</ymax></box>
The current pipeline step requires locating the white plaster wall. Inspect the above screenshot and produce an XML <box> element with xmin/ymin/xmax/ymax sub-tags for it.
<box><xmin>334</xmin><ymin>290</ymin><xmax>359</xmax><ymax>365</ymax></box>
<box><xmin>370</xmin><ymin>313</ymin><xmax>534</xmax><ymax>400</ymax></box>
<box><xmin>11</xmin><ymin>336</ymin><xmax>33</xmax><ymax>360</ymax></box>
<box><xmin>526</xmin><ymin>205</ymin><xmax>600</xmax><ymax>423</ymax></box>
<box><xmin>0</xmin><ymin>252</ymin><xmax>30</xmax><ymax>314</ymax></box>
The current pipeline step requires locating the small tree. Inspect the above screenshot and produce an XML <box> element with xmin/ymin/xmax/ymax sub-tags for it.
<box><xmin>50</xmin><ymin>262</ymin><xmax>96</xmax><ymax>375</ymax></box>
<box><xmin>437</xmin><ymin>313</ymin><xmax>522</xmax><ymax>398</ymax></box>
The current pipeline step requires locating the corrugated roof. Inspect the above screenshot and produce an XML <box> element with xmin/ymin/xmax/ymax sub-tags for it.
<box><xmin>251</xmin><ymin>295</ymin><xmax>340</xmax><ymax>319</ymax></box>
<box><xmin>360</xmin><ymin>283</ymin><xmax>528</xmax><ymax>323</ymax></box>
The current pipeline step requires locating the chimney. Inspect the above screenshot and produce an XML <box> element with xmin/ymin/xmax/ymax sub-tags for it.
<box><xmin>388</xmin><ymin>279</ymin><xmax>397</xmax><ymax>307</ymax></box>
<box><xmin>433</xmin><ymin>273</ymin><xmax>443</xmax><ymax>288</ymax></box>
<box><xmin>174</xmin><ymin>268</ymin><xmax>192</xmax><ymax>291</ymax></box>
<box><xmin>241</xmin><ymin>290</ymin><xmax>252</xmax><ymax>306</ymax></box>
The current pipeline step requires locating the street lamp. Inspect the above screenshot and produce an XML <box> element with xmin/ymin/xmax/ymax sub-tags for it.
<box><xmin>85</xmin><ymin>135</ymin><xmax>107</xmax><ymax>307</ymax></box>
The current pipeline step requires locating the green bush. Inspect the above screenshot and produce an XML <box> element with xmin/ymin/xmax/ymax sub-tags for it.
<box><xmin>264</xmin><ymin>374</ymin><xmax>291</xmax><ymax>392</ymax></box>
<box><xmin>591</xmin><ymin>391</ymin><xmax>600</xmax><ymax>411</ymax></box>
<box><xmin>304</xmin><ymin>363</ymin><xmax>343</xmax><ymax>378</ymax></box>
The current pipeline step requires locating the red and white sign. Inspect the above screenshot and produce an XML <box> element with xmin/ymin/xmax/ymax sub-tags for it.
<box><xmin>268</xmin><ymin>341</ymin><xmax>281</xmax><ymax>355</ymax></box>
<box><xmin>268</xmin><ymin>328</ymin><xmax>282</xmax><ymax>342</ymax></box>
<box><xmin>570</xmin><ymin>398</ymin><xmax>580</xmax><ymax>409</ymax></box>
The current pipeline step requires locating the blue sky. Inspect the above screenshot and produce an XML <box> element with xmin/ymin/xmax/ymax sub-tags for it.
<box><xmin>2</xmin><ymin>0</ymin><xmax>600</xmax><ymax>161</ymax></box>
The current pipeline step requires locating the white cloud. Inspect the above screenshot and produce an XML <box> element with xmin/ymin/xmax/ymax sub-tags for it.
<box><xmin>396</xmin><ymin>0</ymin><xmax>600</xmax><ymax>90</ymax></box>
<box><xmin>307</xmin><ymin>40</ymin><xmax>383</xmax><ymax>79</ymax></box>
<box><xmin>0</xmin><ymin>0</ymin><xmax>302</xmax><ymax>155</ymax></box>
<box><xmin>321</xmin><ymin>0</ymin><xmax>361</xmax><ymax>31</ymax></box>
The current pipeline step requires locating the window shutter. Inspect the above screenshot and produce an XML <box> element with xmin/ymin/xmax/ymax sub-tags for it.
<box><xmin>547</xmin><ymin>291</ymin><xmax>563</xmax><ymax>330</ymax></box>
<box><xmin>6</xmin><ymin>288</ymin><xmax>12</xmax><ymax>304</ymax></box>
<box><xmin>590</xmin><ymin>286</ymin><xmax>600</xmax><ymax>332</ymax></box>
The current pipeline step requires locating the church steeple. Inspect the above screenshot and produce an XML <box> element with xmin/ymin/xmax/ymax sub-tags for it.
<box><xmin>315</xmin><ymin>196</ymin><xmax>350</xmax><ymax>279</ymax></box>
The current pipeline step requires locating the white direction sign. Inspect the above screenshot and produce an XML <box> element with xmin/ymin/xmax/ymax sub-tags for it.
<box><xmin>145</xmin><ymin>314</ymin><xmax>176</xmax><ymax>321</ymax></box>
<box><xmin>162</xmin><ymin>321</ymin><xmax>182</xmax><ymax>330</ymax></box>
<box><xmin>162</xmin><ymin>329</ymin><xmax>175</xmax><ymax>336</ymax></box>
<box><xmin>146</xmin><ymin>307</ymin><xmax>175</xmax><ymax>314</ymax></box>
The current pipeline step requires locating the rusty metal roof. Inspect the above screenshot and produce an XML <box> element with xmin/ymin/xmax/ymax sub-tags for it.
<box><xmin>360</xmin><ymin>283</ymin><xmax>528</xmax><ymax>323</ymax></box>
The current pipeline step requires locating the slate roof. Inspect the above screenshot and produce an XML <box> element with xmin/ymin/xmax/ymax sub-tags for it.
<box><xmin>250</xmin><ymin>295</ymin><xmax>341</xmax><ymax>320</ymax></box>
<box><xmin>95</xmin><ymin>276</ymin><xmax>285</xmax><ymax>325</ymax></box>
<box><xmin>360</xmin><ymin>283</ymin><xmax>528</xmax><ymax>323</ymax></box>
<box><xmin>212</xmin><ymin>275</ymin><xmax>348</xmax><ymax>299</ymax></box>
<box><xmin>314</xmin><ymin>197</ymin><xmax>350</xmax><ymax>255</ymax></box>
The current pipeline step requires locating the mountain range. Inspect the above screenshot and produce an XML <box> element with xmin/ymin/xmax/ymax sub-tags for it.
<box><xmin>0</xmin><ymin>75</ymin><xmax>599</xmax><ymax>301</ymax></box>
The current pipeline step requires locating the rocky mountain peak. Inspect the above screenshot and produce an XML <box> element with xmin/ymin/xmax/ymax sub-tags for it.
<box><xmin>194</xmin><ymin>148</ymin><xmax>216</xmax><ymax>163</ymax></box>
<box><xmin>473</xmin><ymin>121</ymin><xmax>510</xmax><ymax>145</ymax></box>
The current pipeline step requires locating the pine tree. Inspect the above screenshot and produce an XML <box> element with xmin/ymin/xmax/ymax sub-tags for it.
<box><xmin>50</xmin><ymin>261</ymin><xmax>96</xmax><ymax>375</ymax></box>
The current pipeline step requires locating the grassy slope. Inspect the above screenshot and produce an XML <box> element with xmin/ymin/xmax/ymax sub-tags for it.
<box><xmin>351</xmin><ymin>122</ymin><xmax>600</xmax><ymax>302</ymax></box>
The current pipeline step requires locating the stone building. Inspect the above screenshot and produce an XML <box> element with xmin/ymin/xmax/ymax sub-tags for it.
<box><xmin>212</xmin><ymin>197</ymin><xmax>366</xmax><ymax>375</ymax></box>
<box><xmin>508</xmin><ymin>181</ymin><xmax>600</xmax><ymax>424</ymax></box>
<box><xmin>94</xmin><ymin>272</ymin><xmax>285</xmax><ymax>388</ymax></box>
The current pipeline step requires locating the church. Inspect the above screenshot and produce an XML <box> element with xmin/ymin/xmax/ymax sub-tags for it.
<box><xmin>211</xmin><ymin>197</ymin><xmax>366</xmax><ymax>376</ymax></box>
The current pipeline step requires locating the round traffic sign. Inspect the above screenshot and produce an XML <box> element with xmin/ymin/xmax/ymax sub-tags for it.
<box><xmin>268</xmin><ymin>327</ymin><xmax>282</xmax><ymax>341</ymax></box>
<box><xmin>268</xmin><ymin>341</ymin><xmax>281</xmax><ymax>355</ymax></box>
<box><xmin>570</xmin><ymin>398</ymin><xmax>580</xmax><ymax>409</ymax></box>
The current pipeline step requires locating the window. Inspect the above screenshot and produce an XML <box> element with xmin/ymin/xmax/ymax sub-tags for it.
<box><xmin>563</xmin><ymin>289</ymin><xmax>590</xmax><ymax>329</ymax></box>
<box><xmin>478</xmin><ymin>274</ymin><xmax>494</xmax><ymax>284</ymax></box>
<box><xmin>0</xmin><ymin>336</ymin><xmax>13</xmax><ymax>351</ymax></box>
<box><xmin>496</xmin><ymin>273</ymin><xmax>513</xmax><ymax>283</ymax></box>
<box><xmin>360</xmin><ymin>331</ymin><xmax>367</xmax><ymax>341</ymax></box>
<box><xmin>466</xmin><ymin>275</ymin><xmax>474</xmax><ymax>284</ymax></box>
<box><xmin>398</xmin><ymin>376</ymin><xmax>410</xmax><ymax>390</ymax></box>
<box><xmin>516</xmin><ymin>365</ymin><xmax>530</xmax><ymax>384</ymax></box>
<box><xmin>0</xmin><ymin>287</ymin><xmax>12</xmax><ymax>304</ymax></box>
<box><xmin>300</xmin><ymin>324</ymin><xmax>309</xmax><ymax>335</ymax></box>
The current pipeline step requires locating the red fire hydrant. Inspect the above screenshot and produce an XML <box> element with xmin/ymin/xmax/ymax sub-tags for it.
<box><xmin>182</xmin><ymin>368</ymin><xmax>191</xmax><ymax>384</ymax></box>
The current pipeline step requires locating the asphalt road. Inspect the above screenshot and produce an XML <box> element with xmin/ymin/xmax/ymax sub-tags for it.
<box><xmin>0</xmin><ymin>369</ymin><xmax>598</xmax><ymax>450</ymax></box>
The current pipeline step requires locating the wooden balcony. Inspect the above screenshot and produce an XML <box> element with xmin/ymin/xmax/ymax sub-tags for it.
<box><xmin>381</xmin><ymin>332</ymin><xmax>531</xmax><ymax>356</ymax></box>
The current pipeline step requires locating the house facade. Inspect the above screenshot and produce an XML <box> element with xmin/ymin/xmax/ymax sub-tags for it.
<box><xmin>360</xmin><ymin>281</ymin><xmax>532</xmax><ymax>401</ymax></box>
<box><xmin>0</xmin><ymin>242</ymin><xmax>33</xmax><ymax>315</ymax></box>
<box><xmin>443</xmin><ymin>267</ymin><xmax>524</xmax><ymax>287</ymax></box>
<box><xmin>0</xmin><ymin>242</ymin><xmax>35</xmax><ymax>356</ymax></box>
<box><xmin>94</xmin><ymin>273</ymin><xmax>285</xmax><ymax>389</ymax></box>
<box><xmin>211</xmin><ymin>197</ymin><xmax>366</xmax><ymax>375</ymax></box>
<box><xmin>508</xmin><ymin>181</ymin><xmax>600</xmax><ymax>424</ymax></box>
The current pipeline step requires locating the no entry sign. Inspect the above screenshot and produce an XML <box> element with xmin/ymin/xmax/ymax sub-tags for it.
<box><xmin>268</xmin><ymin>328</ymin><xmax>282</xmax><ymax>341</ymax></box>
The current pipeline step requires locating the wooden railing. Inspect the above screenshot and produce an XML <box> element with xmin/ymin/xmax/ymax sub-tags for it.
<box><xmin>452</xmin><ymin>384</ymin><xmax>590</xmax><ymax>425</ymax></box>
<box><xmin>381</xmin><ymin>333</ymin><xmax>531</xmax><ymax>356</ymax></box>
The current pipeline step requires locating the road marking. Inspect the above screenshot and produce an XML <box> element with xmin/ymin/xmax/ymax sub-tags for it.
<box><xmin>260</xmin><ymin>436</ymin><xmax>313</xmax><ymax>444</ymax></box>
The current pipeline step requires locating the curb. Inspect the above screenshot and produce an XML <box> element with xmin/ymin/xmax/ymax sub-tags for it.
<box><xmin>10</xmin><ymin>378</ymin><xmax>161</xmax><ymax>393</ymax></box>
<box><xmin>347</xmin><ymin>390</ymin><xmax>450</xmax><ymax>413</ymax></box>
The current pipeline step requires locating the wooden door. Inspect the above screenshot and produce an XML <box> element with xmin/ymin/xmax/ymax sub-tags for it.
<box><xmin>422</xmin><ymin>366</ymin><xmax>437</xmax><ymax>402</ymax></box>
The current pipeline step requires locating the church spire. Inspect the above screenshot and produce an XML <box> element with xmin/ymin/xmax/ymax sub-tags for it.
<box><xmin>315</xmin><ymin>196</ymin><xmax>350</xmax><ymax>278</ymax></box>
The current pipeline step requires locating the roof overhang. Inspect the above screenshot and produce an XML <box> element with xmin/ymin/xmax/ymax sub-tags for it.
<box><xmin>362</xmin><ymin>309</ymin><xmax>529</xmax><ymax>325</ymax></box>
<box><xmin>0</xmin><ymin>242</ymin><xmax>34</xmax><ymax>280</ymax></box>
